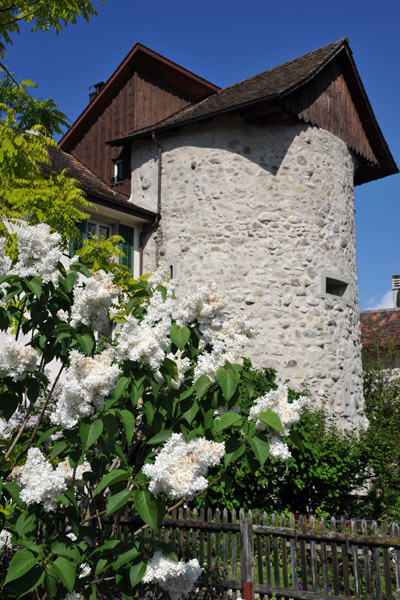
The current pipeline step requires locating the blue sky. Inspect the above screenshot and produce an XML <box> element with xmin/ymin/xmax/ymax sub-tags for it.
<box><xmin>5</xmin><ymin>0</ymin><xmax>399</xmax><ymax>310</ymax></box>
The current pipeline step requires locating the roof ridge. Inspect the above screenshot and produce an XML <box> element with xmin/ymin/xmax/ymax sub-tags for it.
<box><xmin>110</xmin><ymin>38</ymin><xmax>349</xmax><ymax>141</ymax></box>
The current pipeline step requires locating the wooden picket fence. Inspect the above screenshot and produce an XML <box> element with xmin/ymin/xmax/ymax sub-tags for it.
<box><xmin>118</xmin><ymin>507</ymin><xmax>400</xmax><ymax>600</ymax></box>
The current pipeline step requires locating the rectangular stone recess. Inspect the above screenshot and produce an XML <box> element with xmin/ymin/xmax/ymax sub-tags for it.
<box><xmin>325</xmin><ymin>277</ymin><xmax>348</xmax><ymax>298</ymax></box>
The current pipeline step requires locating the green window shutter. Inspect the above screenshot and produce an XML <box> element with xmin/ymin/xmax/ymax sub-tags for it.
<box><xmin>69</xmin><ymin>220</ymin><xmax>87</xmax><ymax>256</ymax></box>
<box><xmin>118</xmin><ymin>224</ymin><xmax>134</xmax><ymax>274</ymax></box>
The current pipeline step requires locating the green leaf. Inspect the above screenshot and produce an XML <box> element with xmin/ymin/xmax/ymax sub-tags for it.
<box><xmin>93</xmin><ymin>469</ymin><xmax>130</xmax><ymax>497</ymax></box>
<box><xmin>113</xmin><ymin>376</ymin><xmax>130</xmax><ymax>401</ymax></box>
<box><xmin>129</xmin><ymin>561</ymin><xmax>147</xmax><ymax>588</ymax></box>
<box><xmin>163</xmin><ymin>356</ymin><xmax>179</xmax><ymax>382</ymax></box>
<box><xmin>170</xmin><ymin>324</ymin><xmax>190</xmax><ymax>349</ymax></box>
<box><xmin>133</xmin><ymin>489</ymin><xmax>166</xmax><ymax>529</ymax></box>
<box><xmin>224</xmin><ymin>438</ymin><xmax>246</xmax><ymax>467</ymax></box>
<box><xmin>289</xmin><ymin>429</ymin><xmax>304</xmax><ymax>451</ymax></box>
<box><xmin>53</xmin><ymin>556</ymin><xmax>76</xmax><ymax>593</ymax></box>
<box><xmin>182</xmin><ymin>399</ymin><xmax>199</xmax><ymax>425</ymax></box>
<box><xmin>76</xmin><ymin>332</ymin><xmax>95</xmax><ymax>356</ymax></box>
<box><xmin>113</xmin><ymin>545</ymin><xmax>139</xmax><ymax>570</ymax></box>
<box><xmin>3</xmin><ymin>481</ymin><xmax>22</xmax><ymax>507</ymax></box>
<box><xmin>15</xmin><ymin>513</ymin><xmax>36</xmax><ymax>537</ymax></box>
<box><xmin>55</xmin><ymin>330</ymin><xmax>72</xmax><ymax>345</ymax></box>
<box><xmin>143</xmin><ymin>401</ymin><xmax>154</xmax><ymax>426</ymax></box>
<box><xmin>4</xmin><ymin>549</ymin><xmax>37</xmax><ymax>584</ymax></box>
<box><xmin>106</xmin><ymin>489</ymin><xmax>132</xmax><ymax>516</ymax></box>
<box><xmin>216</xmin><ymin>368</ymin><xmax>240</xmax><ymax>401</ymax></box>
<box><xmin>214</xmin><ymin>411</ymin><xmax>242</xmax><ymax>432</ymax></box>
<box><xmin>7</xmin><ymin>566</ymin><xmax>45</xmax><ymax>598</ymax></box>
<box><xmin>146</xmin><ymin>430</ymin><xmax>173</xmax><ymax>445</ymax></box>
<box><xmin>36</xmin><ymin>425</ymin><xmax>58</xmax><ymax>446</ymax></box>
<box><xmin>117</xmin><ymin>409</ymin><xmax>136</xmax><ymax>445</ymax></box>
<box><xmin>69</xmin><ymin>262</ymin><xmax>92</xmax><ymax>278</ymax></box>
<box><xmin>248</xmin><ymin>433</ymin><xmax>270</xmax><ymax>466</ymax></box>
<box><xmin>125</xmin><ymin>290</ymin><xmax>148</xmax><ymax>314</ymax></box>
<box><xmin>50</xmin><ymin>440</ymin><xmax>68</xmax><ymax>460</ymax></box>
<box><xmin>26</xmin><ymin>277</ymin><xmax>43</xmax><ymax>299</ymax></box>
<box><xmin>257</xmin><ymin>410</ymin><xmax>284</xmax><ymax>434</ymax></box>
<box><xmin>51</xmin><ymin>541</ymin><xmax>82</xmax><ymax>563</ymax></box>
<box><xmin>80</xmin><ymin>419</ymin><xmax>103</xmax><ymax>451</ymax></box>
<box><xmin>45</xmin><ymin>564</ymin><xmax>59</xmax><ymax>599</ymax></box>
<box><xmin>194</xmin><ymin>374</ymin><xmax>212</xmax><ymax>398</ymax></box>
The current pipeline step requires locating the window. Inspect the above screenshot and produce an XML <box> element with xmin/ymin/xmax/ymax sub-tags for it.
<box><xmin>320</xmin><ymin>272</ymin><xmax>351</xmax><ymax>302</ymax></box>
<box><xmin>114</xmin><ymin>160</ymin><xmax>124</xmax><ymax>183</ymax></box>
<box><xmin>325</xmin><ymin>278</ymin><xmax>348</xmax><ymax>298</ymax></box>
<box><xmin>70</xmin><ymin>220</ymin><xmax>135</xmax><ymax>275</ymax></box>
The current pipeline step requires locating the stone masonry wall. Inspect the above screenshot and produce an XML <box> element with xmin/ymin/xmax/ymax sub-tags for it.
<box><xmin>130</xmin><ymin>115</ymin><xmax>367</xmax><ymax>429</ymax></box>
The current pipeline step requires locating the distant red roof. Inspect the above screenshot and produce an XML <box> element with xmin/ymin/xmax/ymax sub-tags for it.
<box><xmin>360</xmin><ymin>309</ymin><xmax>400</xmax><ymax>348</ymax></box>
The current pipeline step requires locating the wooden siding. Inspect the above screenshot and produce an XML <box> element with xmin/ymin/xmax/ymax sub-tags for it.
<box><xmin>134</xmin><ymin>71</ymin><xmax>191</xmax><ymax>131</ymax></box>
<box><xmin>282</xmin><ymin>60</ymin><xmax>379</xmax><ymax>166</ymax></box>
<box><xmin>68</xmin><ymin>69</ymin><xmax>192</xmax><ymax>194</ymax></box>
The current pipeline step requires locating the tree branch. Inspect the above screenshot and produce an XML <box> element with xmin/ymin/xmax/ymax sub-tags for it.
<box><xmin>0</xmin><ymin>60</ymin><xmax>20</xmax><ymax>87</ymax></box>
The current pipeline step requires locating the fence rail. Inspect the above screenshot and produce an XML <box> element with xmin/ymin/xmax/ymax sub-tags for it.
<box><xmin>119</xmin><ymin>508</ymin><xmax>400</xmax><ymax>600</ymax></box>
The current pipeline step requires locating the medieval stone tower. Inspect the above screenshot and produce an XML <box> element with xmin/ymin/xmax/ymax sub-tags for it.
<box><xmin>61</xmin><ymin>39</ymin><xmax>398</xmax><ymax>429</ymax></box>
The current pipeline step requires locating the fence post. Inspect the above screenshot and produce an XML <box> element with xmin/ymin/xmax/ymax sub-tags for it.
<box><xmin>240</xmin><ymin>516</ymin><xmax>254</xmax><ymax>600</ymax></box>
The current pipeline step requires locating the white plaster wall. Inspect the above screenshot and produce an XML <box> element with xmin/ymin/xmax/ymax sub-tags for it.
<box><xmin>131</xmin><ymin>115</ymin><xmax>367</xmax><ymax>429</ymax></box>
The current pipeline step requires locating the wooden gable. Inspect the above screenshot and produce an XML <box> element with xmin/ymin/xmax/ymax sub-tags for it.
<box><xmin>64</xmin><ymin>72</ymin><xmax>192</xmax><ymax>196</ymax></box>
<box><xmin>60</xmin><ymin>44</ymin><xmax>219</xmax><ymax>196</ymax></box>
<box><xmin>282</xmin><ymin>59</ymin><xmax>378</xmax><ymax>168</ymax></box>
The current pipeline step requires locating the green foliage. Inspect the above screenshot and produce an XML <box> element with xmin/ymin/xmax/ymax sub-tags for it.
<box><xmin>0</xmin><ymin>105</ymin><xmax>90</xmax><ymax>244</ymax></box>
<box><xmin>357</xmin><ymin>332</ymin><xmax>400</xmax><ymax>517</ymax></box>
<box><xmin>198</xmin><ymin>361</ymin><xmax>368</xmax><ymax>516</ymax></box>
<box><xmin>0</xmin><ymin>248</ymin><xmax>293</xmax><ymax>598</ymax></box>
<box><xmin>76</xmin><ymin>233</ymin><xmax>136</xmax><ymax>289</ymax></box>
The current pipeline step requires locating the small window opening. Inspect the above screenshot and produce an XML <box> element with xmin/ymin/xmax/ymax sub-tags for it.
<box><xmin>325</xmin><ymin>277</ymin><xmax>348</xmax><ymax>298</ymax></box>
<box><xmin>114</xmin><ymin>160</ymin><xmax>124</xmax><ymax>182</ymax></box>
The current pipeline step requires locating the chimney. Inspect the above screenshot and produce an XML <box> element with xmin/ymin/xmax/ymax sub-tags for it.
<box><xmin>392</xmin><ymin>274</ymin><xmax>400</xmax><ymax>308</ymax></box>
<box><xmin>88</xmin><ymin>81</ymin><xmax>105</xmax><ymax>103</ymax></box>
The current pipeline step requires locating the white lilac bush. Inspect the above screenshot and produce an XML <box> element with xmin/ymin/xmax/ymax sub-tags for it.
<box><xmin>0</xmin><ymin>223</ymin><xmax>308</xmax><ymax>600</ymax></box>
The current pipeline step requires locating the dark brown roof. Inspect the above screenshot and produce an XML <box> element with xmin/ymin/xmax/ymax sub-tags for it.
<box><xmin>108</xmin><ymin>38</ymin><xmax>397</xmax><ymax>185</ymax></box>
<box><xmin>60</xmin><ymin>43</ymin><xmax>220</xmax><ymax>152</ymax></box>
<box><xmin>360</xmin><ymin>309</ymin><xmax>400</xmax><ymax>348</ymax></box>
<box><xmin>47</xmin><ymin>147</ymin><xmax>156</xmax><ymax>221</ymax></box>
<box><xmin>109</xmin><ymin>39</ymin><xmax>348</xmax><ymax>141</ymax></box>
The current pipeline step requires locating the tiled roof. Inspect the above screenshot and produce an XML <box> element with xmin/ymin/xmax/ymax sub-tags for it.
<box><xmin>360</xmin><ymin>309</ymin><xmax>400</xmax><ymax>348</ymax></box>
<box><xmin>46</xmin><ymin>147</ymin><xmax>155</xmax><ymax>220</ymax></box>
<box><xmin>110</xmin><ymin>39</ymin><xmax>347</xmax><ymax>142</ymax></box>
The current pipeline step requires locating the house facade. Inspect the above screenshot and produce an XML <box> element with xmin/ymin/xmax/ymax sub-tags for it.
<box><xmin>58</xmin><ymin>40</ymin><xmax>398</xmax><ymax>429</ymax></box>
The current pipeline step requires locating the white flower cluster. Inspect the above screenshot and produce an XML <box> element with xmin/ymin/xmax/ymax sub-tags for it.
<box><xmin>249</xmin><ymin>384</ymin><xmax>310</xmax><ymax>459</ymax></box>
<box><xmin>143</xmin><ymin>551</ymin><xmax>202</xmax><ymax>600</ymax></box>
<box><xmin>55</xmin><ymin>458</ymin><xmax>92</xmax><ymax>485</ymax></box>
<box><xmin>51</xmin><ymin>348</ymin><xmax>121</xmax><ymax>429</ymax></box>
<box><xmin>11</xmin><ymin>223</ymin><xmax>63</xmax><ymax>284</ymax></box>
<box><xmin>65</xmin><ymin>592</ymin><xmax>81</xmax><ymax>600</ymax></box>
<box><xmin>116</xmin><ymin>286</ymin><xmax>174</xmax><ymax>370</ymax></box>
<box><xmin>16</xmin><ymin>448</ymin><xmax>90</xmax><ymax>511</ymax></box>
<box><xmin>0</xmin><ymin>529</ymin><xmax>12</xmax><ymax>551</ymax></box>
<box><xmin>194</xmin><ymin>315</ymin><xmax>256</xmax><ymax>382</ymax></box>
<box><xmin>143</xmin><ymin>433</ymin><xmax>225</xmax><ymax>499</ymax></box>
<box><xmin>173</xmin><ymin>280</ymin><xmax>226</xmax><ymax>329</ymax></box>
<box><xmin>70</xmin><ymin>269</ymin><xmax>120</xmax><ymax>331</ymax></box>
<box><xmin>0</xmin><ymin>238</ymin><xmax>11</xmax><ymax>277</ymax></box>
<box><xmin>0</xmin><ymin>336</ymin><xmax>38</xmax><ymax>381</ymax></box>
